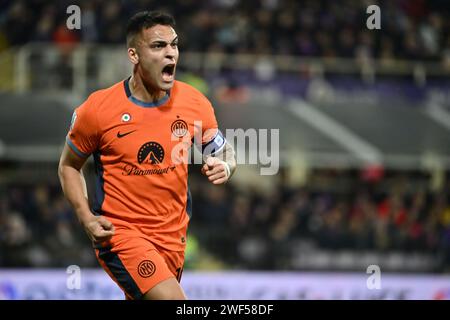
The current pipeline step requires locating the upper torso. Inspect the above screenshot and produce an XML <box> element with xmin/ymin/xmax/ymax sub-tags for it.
<box><xmin>67</xmin><ymin>79</ymin><xmax>218</xmax><ymax>251</ymax></box>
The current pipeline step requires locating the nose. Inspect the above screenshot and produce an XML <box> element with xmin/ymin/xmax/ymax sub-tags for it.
<box><xmin>165</xmin><ymin>45</ymin><xmax>177</xmax><ymax>60</ymax></box>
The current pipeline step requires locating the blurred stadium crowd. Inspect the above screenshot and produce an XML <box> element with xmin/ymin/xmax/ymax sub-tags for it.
<box><xmin>193</xmin><ymin>169</ymin><xmax>450</xmax><ymax>271</ymax></box>
<box><xmin>0</xmin><ymin>0</ymin><xmax>449</xmax><ymax>62</ymax></box>
<box><xmin>1</xmin><ymin>168</ymin><xmax>449</xmax><ymax>271</ymax></box>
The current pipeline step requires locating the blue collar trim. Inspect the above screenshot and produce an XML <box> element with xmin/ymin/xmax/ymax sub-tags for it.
<box><xmin>124</xmin><ymin>77</ymin><xmax>170</xmax><ymax>108</ymax></box>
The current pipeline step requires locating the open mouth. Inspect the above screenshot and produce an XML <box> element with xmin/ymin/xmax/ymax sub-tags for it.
<box><xmin>162</xmin><ymin>64</ymin><xmax>175</xmax><ymax>82</ymax></box>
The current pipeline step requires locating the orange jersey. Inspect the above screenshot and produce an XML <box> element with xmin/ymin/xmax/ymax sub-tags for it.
<box><xmin>67</xmin><ymin>78</ymin><xmax>223</xmax><ymax>252</ymax></box>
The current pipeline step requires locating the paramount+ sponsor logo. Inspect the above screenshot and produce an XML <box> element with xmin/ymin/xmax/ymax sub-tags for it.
<box><xmin>122</xmin><ymin>141</ymin><xmax>175</xmax><ymax>176</ymax></box>
<box><xmin>138</xmin><ymin>141</ymin><xmax>165</xmax><ymax>164</ymax></box>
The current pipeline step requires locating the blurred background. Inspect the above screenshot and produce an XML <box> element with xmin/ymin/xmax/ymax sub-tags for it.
<box><xmin>0</xmin><ymin>0</ymin><xmax>450</xmax><ymax>299</ymax></box>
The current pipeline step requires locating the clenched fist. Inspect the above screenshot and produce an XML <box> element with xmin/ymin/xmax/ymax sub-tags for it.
<box><xmin>201</xmin><ymin>157</ymin><xmax>231</xmax><ymax>185</ymax></box>
<box><xmin>82</xmin><ymin>215</ymin><xmax>115</xmax><ymax>244</ymax></box>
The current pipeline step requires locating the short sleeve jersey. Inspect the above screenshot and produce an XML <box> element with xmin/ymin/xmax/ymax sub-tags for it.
<box><xmin>67</xmin><ymin>78</ymin><xmax>224</xmax><ymax>251</ymax></box>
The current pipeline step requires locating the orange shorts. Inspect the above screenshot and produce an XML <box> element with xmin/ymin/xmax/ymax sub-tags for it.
<box><xmin>94</xmin><ymin>231</ymin><xmax>185</xmax><ymax>300</ymax></box>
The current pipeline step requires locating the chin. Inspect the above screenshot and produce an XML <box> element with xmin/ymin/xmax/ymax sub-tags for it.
<box><xmin>160</xmin><ymin>81</ymin><xmax>175</xmax><ymax>91</ymax></box>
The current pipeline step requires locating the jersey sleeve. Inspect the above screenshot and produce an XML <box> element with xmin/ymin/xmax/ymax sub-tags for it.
<box><xmin>66</xmin><ymin>96</ymin><xmax>100</xmax><ymax>158</ymax></box>
<box><xmin>195</xmin><ymin>95</ymin><xmax>226</xmax><ymax>157</ymax></box>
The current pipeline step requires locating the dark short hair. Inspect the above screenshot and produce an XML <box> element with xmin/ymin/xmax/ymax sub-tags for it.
<box><xmin>126</xmin><ymin>11</ymin><xmax>176</xmax><ymax>47</ymax></box>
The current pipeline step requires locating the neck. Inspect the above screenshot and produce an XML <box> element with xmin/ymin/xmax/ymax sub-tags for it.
<box><xmin>129</xmin><ymin>71</ymin><xmax>166</xmax><ymax>102</ymax></box>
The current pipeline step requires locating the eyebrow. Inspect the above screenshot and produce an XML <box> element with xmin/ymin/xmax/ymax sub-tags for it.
<box><xmin>150</xmin><ymin>36</ymin><xmax>178</xmax><ymax>45</ymax></box>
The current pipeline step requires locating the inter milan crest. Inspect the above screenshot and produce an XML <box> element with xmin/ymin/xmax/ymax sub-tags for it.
<box><xmin>138</xmin><ymin>260</ymin><xmax>156</xmax><ymax>278</ymax></box>
<box><xmin>171</xmin><ymin>119</ymin><xmax>188</xmax><ymax>138</ymax></box>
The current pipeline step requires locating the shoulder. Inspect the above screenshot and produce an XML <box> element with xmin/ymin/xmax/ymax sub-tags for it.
<box><xmin>83</xmin><ymin>80</ymin><xmax>124</xmax><ymax>110</ymax></box>
<box><xmin>172</xmin><ymin>80</ymin><xmax>212</xmax><ymax>107</ymax></box>
<box><xmin>74</xmin><ymin>81</ymin><xmax>124</xmax><ymax>128</ymax></box>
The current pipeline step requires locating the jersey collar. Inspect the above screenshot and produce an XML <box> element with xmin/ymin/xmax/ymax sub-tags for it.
<box><xmin>123</xmin><ymin>77</ymin><xmax>170</xmax><ymax>108</ymax></box>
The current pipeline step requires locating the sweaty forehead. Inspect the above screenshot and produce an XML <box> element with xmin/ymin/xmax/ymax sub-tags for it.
<box><xmin>141</xmin><ymin>25</ymin><xmax>177</xmax><ymax>42</ymax></box>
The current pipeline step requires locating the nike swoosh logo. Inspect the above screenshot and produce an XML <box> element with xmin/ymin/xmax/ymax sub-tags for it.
<box><xmin>117</xmin><ymin>130</ymin><xmax>136</xmax><ymax>138</ymax></box>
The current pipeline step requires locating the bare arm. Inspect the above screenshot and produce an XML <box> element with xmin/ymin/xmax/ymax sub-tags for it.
<box><xmin>201</xmin><ymin>141</ymin><xmax>236</xmax><ymax>184</ymax></box>
<box><xmin>58</xmin><ymin>143</ymin><xmax>114</xmax><ymax>243</ymax></box>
